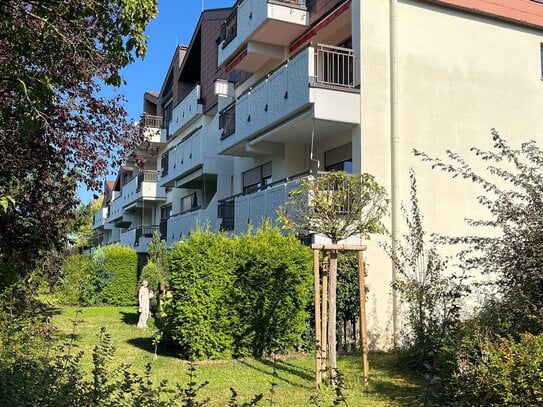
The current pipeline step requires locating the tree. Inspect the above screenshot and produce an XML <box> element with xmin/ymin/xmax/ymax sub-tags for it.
<box><xmin>414</xmin><ymin>130</ymin><xmax>543</xmax><ymax>336</ymax></box>
<box><xmin>279</xmin><ymin>171</ymin><xmax>388</xmax><ymax>382</ymax></box>
<box><xmin>147</xmin><ymin>231</ymin><xmax>169</xmax><ymax>283</ymax></box>
<box><xmin>0</xmin><ymin>0</ymin><xmax>157</xmax><ymax>278</ymax></box>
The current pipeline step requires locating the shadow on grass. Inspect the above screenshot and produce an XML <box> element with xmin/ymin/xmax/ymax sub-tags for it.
<box><xmin>236</xmin><ymin>358</ymin><xmax>313</xmax><ymax>390</ymax></box>
<box><xmin>120</xmin><ymin>311</ymin><xmax>139</xmax><ymax>326</ymax></box>
<box><xmin>125</xmin><ymin>337</ymin><xmax>179</xmax><ymax>359</ymax></box>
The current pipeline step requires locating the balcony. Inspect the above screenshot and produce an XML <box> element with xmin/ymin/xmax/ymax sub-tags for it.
<box><xmin>120</xmin><ymin>225</ymin><xmax>159</xmax><ymax>253</ymax></box>
<box><xmin>107</xmin><ymin>192</ymin><xmax>124</xmax><ymax>223</ymax></box>
<box><xmin>119</xmin><ymin>170</ymin><xmax>166</xmax><ymax>210</ymax></box>
<box><xmin>218</xmin><ymin>172</ymin><xmax>308</xmax><ymax>233</ymax></box>
<box><xmin>160</xmin><ymin>127</ymin><xmax>205</xmax><ymax>188</ymax></box>
<box><xmin>218</xmin><ymin>0</ymin><xmax>308</xmax><ymax>70</ymax></box>
<box><xmin>164</xmin><ymin>210</ymin><xmax>206</xmax><ymax>246</ymax></box>
<box><xmin>140</xmin><ymin>114</ymin><xmax>163</xmax><ymax>144</ymax></box>
<box><xmin>92</xmin><ymin>207</ymin><xmax>109</xmax><ymax>229</ymax></box>
<box><xmin>218</xmin><ymin>44</ymin><xmax>359</xmax><ymax>155</ymax></box>
<box><xmin>164</xmin><ymin>85</ymin><xmax>203</xmax><ymax>142</ymax></box>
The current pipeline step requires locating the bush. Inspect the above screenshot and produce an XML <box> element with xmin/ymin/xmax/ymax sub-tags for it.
<box><xmin>168</xmin><ymin>230</ymin><xmax>237</xmax><ymax>360</ymax></box>
<box><xmin>451</xmin><ymin>333</ymin><xmax>543</xmax><ymax>406</ymax></box>
<box><xmin>57</xmin><ymin>253</ymin><xmax>93</xmax><ymax>305</ymax></box>
<box><xmin>233</xmin><ymin>226</ymin><xmax>312</xmax><ymax>357</ymax></box>
<box><xmin>95</xmin><ymin>244</ymin><xmax>138</xmax><ymax>306</ymax></box>
<box><xmin>166</xmin><ymin>226</ymin><xmax>313</xmax><ymax>360</ymax></box>
<box><xmin>140</xmin><ymin>261</ymin><xmax>162</xmax><ymax>294</ymax></box>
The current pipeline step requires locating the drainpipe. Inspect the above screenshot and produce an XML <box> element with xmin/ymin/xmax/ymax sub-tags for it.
<box><xmin>389</xmin><ymin>0</ymin><xmax>400</xmax><ymax>348</ymax></box>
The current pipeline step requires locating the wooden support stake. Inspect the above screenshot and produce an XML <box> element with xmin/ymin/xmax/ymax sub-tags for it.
<box><xmin>313</xmin><ymin>249</ymin><xmax>322</xmax><ymax>387</ymax></box>
<box><xmin>358</xmin><ymin>250</ymin><xmax>369</xmax><ymax>384</ymax></box>
<box><xmin>321</xmin><ymin>253</ymin><xmax>329</xmax><ymax>382</ymax></box>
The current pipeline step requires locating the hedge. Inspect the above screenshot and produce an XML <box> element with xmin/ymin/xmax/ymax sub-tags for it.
<box><xmin>166</xmin><ymin>226</ymin><xmax>312</xmax><ymax>360</ymax></box>
<box><xmin>96</xmin><ymin>244</ymin><xmax>138</xmax><ymax>306</ymax></box>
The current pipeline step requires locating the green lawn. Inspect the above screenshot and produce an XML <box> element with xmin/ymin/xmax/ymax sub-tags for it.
<box><xmin>51</xmin><ymin>306</ymin><xmax>421</xmax><ymax>406</ymax></box>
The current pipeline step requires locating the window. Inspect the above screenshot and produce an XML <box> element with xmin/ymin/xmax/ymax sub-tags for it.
<box><xmin>161</xmin><ymin>151</ymin><xmax>169</xmax><ymax>177</ymax></box>
<box><xmin>181</xmin><ymin>193</ymin><xmax>198</xmax><ymax>213</ymax></box>
<box><xmin>325</xmin><ymin>143</ymin><xmax>352</xmax><ymax>173</ymax></box>
<box><xmin>243</xmin><ymin>162</ymin><xmax>272</xmax><ymax>193</ymax></box>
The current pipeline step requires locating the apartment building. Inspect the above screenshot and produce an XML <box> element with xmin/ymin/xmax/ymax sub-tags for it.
<box><xmin>93</xmin><ymin>0</ymin><xmax>543</xmax><ymax>348</ymax></box>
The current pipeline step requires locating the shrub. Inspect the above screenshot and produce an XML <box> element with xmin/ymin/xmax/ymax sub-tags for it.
<box><xmin>168</xmin><ymin>230</ymin><xmax>237</xmax><ymax>360</ymax></box>
<box><xmin>451</xmin><ymin>333</ymin><xmax>543</xmax><ymax>406</ymax></box>
<box><xmin>233</xmin><ymin>226</ymin><xmax>312</xmax><ymax>357</ymax></box>
<box><xmin>57</xmin><ymin>253</ymin><xmax>93</xmax><ymax>305</ymax></box>
<box><xmin>166</xmin><ymin>226</ymin><xmax>313</xmax><ymax>360</ymax></box>
<box><xmin>140</xmin><ymin>261</ymin><xmax>161</xmax><ymax>294</ymax></box>
<box><xmin>95</xmin><ymin>244</ymin><xmax>138</xmax><ymax>306</ymax></box>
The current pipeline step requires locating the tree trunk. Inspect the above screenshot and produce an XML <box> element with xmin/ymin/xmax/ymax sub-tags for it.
<box><xmin>328</xmin><ymin>249</ymin><xmax>338</xmax><ymax>385</ymax></box>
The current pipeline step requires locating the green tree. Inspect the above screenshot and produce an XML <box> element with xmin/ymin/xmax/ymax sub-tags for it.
<box><xmin>279</xmin><ymin>171</ymin><xmax>388</xmax><ymax>381</ymax></box>
<box><xmin>0</xmin><ymin>0</ymin><xmax>157</xmax><ymax>280</ymax></box>
<box><xmin>147</xmin><ymin>231</ymin><xmax>169</xmax><ymax>283</ymax></box>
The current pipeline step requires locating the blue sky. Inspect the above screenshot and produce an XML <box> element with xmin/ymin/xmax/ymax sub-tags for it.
<box><xmin>78</xmin><ymin>0</ymin><xmax>234</xmax><ymax>203</ymax></box>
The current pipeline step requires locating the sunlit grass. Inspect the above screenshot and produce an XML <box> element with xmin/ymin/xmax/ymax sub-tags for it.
<box><xmin>51</xmin><ymin>306</ymin><xmax>422</xmax><ymax>406</ymax></box>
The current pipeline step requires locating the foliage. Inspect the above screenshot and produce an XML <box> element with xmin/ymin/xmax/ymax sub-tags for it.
<box><xmin>279</xmin><ymin>171</ymin><xmax>388</xmax><ymax>243</ymax></box>
<box><xmin>381</xmin><ymin>170</ymin><xmax>466</xmax><ymax>404</ymax></box>
<box><xmin>66</xmin><ymin>196</ymin><xmax>104</xmax><ymax>250</ymax></box>
<box><xmin>0</xmin><ymin>0</ymin><xmax>157</xmax><ymax>280</ymax></box>
<box><xmin>166</xmin><ymin>226</ymin><xmax>313</xmax><ymax>360</ymax></box>
<box><xmin>233</xmin><ymin>225</ymin><xmax>312</xmax><ymax>357</ymax></box>
<box><xmin>57</xmin><ymin>253</ymin><xmax>94</xmax><ymax>306</ymax></box>
<box><xmin>147</xmin><ymin>231</ymin><xmax>169</xmax><ymax>283</ymax></box>
<box><xmin>168</xmin><ymin>230</ymin><xmax>237</xmax><ymax>360</ymax></box>
<box><xmin>95</xmin><ymin>244</ymin><xmax>138</xmax><ymax>306</ymax></box>
<box><xmin>0</xmin><ymin>322</ymin><xmax>263</xmax><ymax>406</ymax></box>
<box><xmin>414</xmin><ymin>130</ymin><xmax>543</xmax><ymax>336</ymax></box>
<box><xmin>336</xmin><ymin>251</ymin><xmax>363</xmax><ymax>351</ymax></box>
<box><xmin>279</xmin><ymin>171</ymin><xmax>387</xmax><ymax>385</ymax></box>
<box><xmin>449</xmin><ymin>333</ymin><xmax>543</xmax><ymax>406</ymax></box>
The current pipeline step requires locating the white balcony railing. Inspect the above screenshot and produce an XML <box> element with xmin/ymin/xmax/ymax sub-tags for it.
<box><xmin>160</xmin><ymin>127</ymin><xmax>204</xmax><ymax>187</ymax></box>
<box><xmin>107</xmin><ymin>194</ymin><xmax>124</xmax><ymax>222</ymax></box>
<box><xmin>165</xmin><ymin>210</ymin><xmax>205</xmax><ymax>246</ymax></box>
<box><xmin>92</xmin><ymin>207</ymin><xmax>109</xmax><ymax>229</ymax></box>
<box><xmin>120</xmin><ymin>171</ymin><xmax>166</xmax><ymax>208</ymax></box>
<box><xmin>218</xmin><ymin>0</ymin><xmax>308</xmax><ymax>67</ymax></box>
<box><xmin>218</xmin><ymin>172</ymin><xmax>308</xmax><ymax>234</ymax></box>
<box><xmin>166</xmin><ymin>85</ymin><xmax>203</xmax><ymax>141</ymax></box>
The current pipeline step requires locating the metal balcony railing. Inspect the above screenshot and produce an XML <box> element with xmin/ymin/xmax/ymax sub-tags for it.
<box><xmin>275</xmin><ymin>0</ymin><xmax>306</xmax><ymax>6</ymax></box>
<box><xmin>141</xmin><ymin>114</ymin><xmax>164</xmax><ymax>129</ymax></box>
<box><xmin>219</xmin><ymin>102</ymin><xmax>236</xmax><ymax>139</ymax></box>
<box><xmin>220</xmin><ymin>9</ymin><xmax>237</xmax><ymax>48</ymax></box>
<box><xmin>135</xmin><ymin>225</ymin><xmax>160</xmax><ymax>246</ymax></box>
<box><xmin>315</xmin><ymin>44</ymin><xmax>355</xmax><ymax>88</ymax></box>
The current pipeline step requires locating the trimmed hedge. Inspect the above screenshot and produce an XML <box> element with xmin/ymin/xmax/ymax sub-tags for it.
<box><xmin>96</xmin><ymin>244</ymin><xmax>138</xmax><ymax>306</ymax></box>
<box><xmin>166</xmin><ymin>226</ymin><xmax>312</xmax><ymax>360</ymax></box>
<box><xmin>168</xmin><ymin>231</ymin><xmax>236</xmax><ymax>360</ymax></box>
<box><xmin>233</xmin><ymin>227</ymin><xmax>312</xmax><ymax>357</ymax></box>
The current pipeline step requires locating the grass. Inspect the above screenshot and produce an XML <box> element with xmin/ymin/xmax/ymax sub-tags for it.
<box><xmin>50</xmin><ymin>305</ymin><xmax>422</xmax><ymax>406</ymax></box>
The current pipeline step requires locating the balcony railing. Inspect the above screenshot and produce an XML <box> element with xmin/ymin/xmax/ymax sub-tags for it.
<box><xmin>217</xmin><ymin>171</ymin><xmax>310</xmax><ymax>232</ymax></box>
<box><xmin>136</xmin><ymin>170</ymin><xmax>159</xmax><ymax>193</ymax></box>
<box><xmin>141</xmin><ymin>114</ymin><xmax>164</xmax><ymax>128</ymax></box>
<box><xmin>135</xmin><ymin>225</ymin><xmax>160</xmax><ymax>246</ymax></box>
<box><xmin>221</xmin><ymin>8</ymin><xmax>237</xmax><ymax>48</ymax></box>
<box><xmin>219</xmin><ymin>102</ymin><xmax>236</xmax><ymax>140</ymax></box>
<box><xmin>315</xmin><ymin>44</ymin><xmax>355</xmax><ymax>88</ymax></box>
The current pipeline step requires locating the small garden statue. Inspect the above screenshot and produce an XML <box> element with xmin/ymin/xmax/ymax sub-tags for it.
<box><xmin>137</xmin><ymin>280</ymin><xmax>154</xmax><ymax>328</ymax></box>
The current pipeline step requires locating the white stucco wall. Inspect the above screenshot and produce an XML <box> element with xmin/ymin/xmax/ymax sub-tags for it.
<box><xmin>355</xmin><ymin>0</ymin><xmax>543</xmax><ymax>349</ymax></box>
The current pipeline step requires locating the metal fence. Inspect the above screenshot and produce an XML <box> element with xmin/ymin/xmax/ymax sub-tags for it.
<box><xmin>315</xmin><ymin>43</ymin><xmax>355</xmax><ymax>88</ymax></box>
